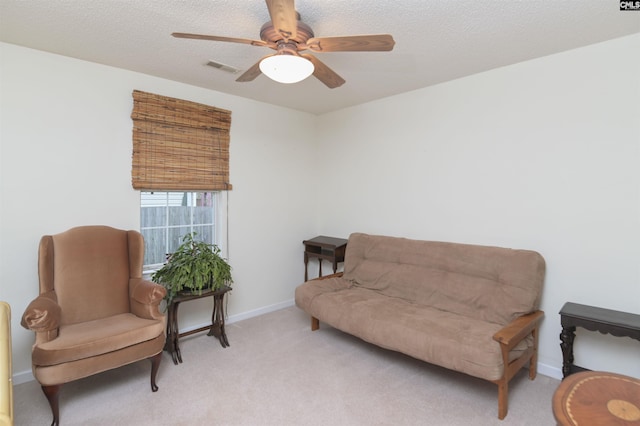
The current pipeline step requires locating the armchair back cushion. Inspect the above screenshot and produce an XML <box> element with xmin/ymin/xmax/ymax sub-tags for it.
<box><xmin>42</xmin><ymin>227</ymin><xmax>134</xmax><ymax>325</ymax></box>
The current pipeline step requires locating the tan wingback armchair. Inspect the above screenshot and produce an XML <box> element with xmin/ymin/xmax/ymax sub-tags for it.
<box><xmin>21</xmin><ymin>226</ymin><xmax>166</xmax><ymax>426</ymax></box>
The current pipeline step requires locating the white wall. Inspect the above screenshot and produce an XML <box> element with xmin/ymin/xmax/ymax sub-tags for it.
<box><xmin>2</xmin><ymin>33</ymin><xmax>638</xmax><ymax>384</ymax></box>
<box><xmin>315</xmin><ymin>34</ymin><xmax>640</xmax><ymax>379</ymax></box>
<box><xmin>0</xmin><ymin>42</ymin><xmax>318</xmax><ymax>379</ymax></box>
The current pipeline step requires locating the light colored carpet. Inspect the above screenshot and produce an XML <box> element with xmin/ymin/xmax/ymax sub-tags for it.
<box><xmin>13</xmin><ymin>306</ymin><xmax>560</xmax><ymax>425</ymax></box>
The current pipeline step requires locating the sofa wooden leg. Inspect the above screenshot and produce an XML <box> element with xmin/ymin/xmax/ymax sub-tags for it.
<box><xmin>42</xmin><ymin>384</ymin><xmax>60</xmax><ymax>426</ymax></box>
<box><xmin>497</xmin><ymin>380</ymin><xmax>508</xmax><ymax>420</ymax></box>
<box><xmin>149</xmin><ymin>352</ymin><xmax>162</xmax><ymax>392</ymax></box>
<box><xmin>529</xmin><ymin>328</ymin><xmax>539</xmax><ymax>380</ymax></box>
<box><xmin>529</xmin><ymin>356</ymin><xmax>538</xmax><ymax>380</ymax></box>
<box><xmin>311</xmin><ymin>316</ymin><xmax>319</xmax><ymax>331</ymax></box>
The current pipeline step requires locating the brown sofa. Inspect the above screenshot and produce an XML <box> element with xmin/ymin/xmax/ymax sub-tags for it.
<box><xmin>295</xmin><ymin>233</ymin><xmax>545</xmax><ymax>420</ymax></box>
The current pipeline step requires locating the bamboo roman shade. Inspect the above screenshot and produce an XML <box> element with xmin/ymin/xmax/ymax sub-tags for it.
<box><xmin>131</xmin><ymin>90</ymin><xmax>232</xmax><ymax>191</ymax></box>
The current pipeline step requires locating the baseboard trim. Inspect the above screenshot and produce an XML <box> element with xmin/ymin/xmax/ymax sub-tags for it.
<box><xmin>228</xmin><ymin>299</ymin><xmax>296</xmax><ymax>325</ymax></box>
<box><xmin>176</xmin><ymin>298</ymin><xmax>296</xmax><ymax>334</ymax></box>
<box><xmin>13</xmin><ymin>369</ymin><xmax>34</xmax><ymax>386</ymax></box>
<box><xmin>537</xmin><ymin>362</ymin><xmax>562</xmax><ymax>380</ymax></box>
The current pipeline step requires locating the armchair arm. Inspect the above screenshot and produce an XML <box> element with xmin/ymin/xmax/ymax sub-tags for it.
<box><xmin>21</xmin><ymin>291</ymin><xmax>60</xmax><ymax>333</ymax></box>
<box><xmin>129</xmin><ymin>278</ymin><xmax>166</xmax><ymax>321</ymax></box>
<box><xmin>493</xmin><ymin>310</ymin><xmax>544</xmax><ymax>351</ymax></box>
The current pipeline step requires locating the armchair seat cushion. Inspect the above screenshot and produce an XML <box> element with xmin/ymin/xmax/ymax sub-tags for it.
<box><xmin>32</xmin><ymin>313</ymin><xmax>165</xmax><ymax>366</ymax></box>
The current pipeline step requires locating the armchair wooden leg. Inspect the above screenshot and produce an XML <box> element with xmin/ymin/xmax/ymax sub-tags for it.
<box><xmin>42</xmin><ymin>384</ymin><xmax>60</xmax><ymax>426</ymax></box>
<box><xmin>311</xmin><ymin>316</ymin><xmax>319</xmax><ymax>331</ymax></box>
<box><xmin>149</xmin><ymin>352</ymin><xmax>162</xmax><ymax>392</ymax></box>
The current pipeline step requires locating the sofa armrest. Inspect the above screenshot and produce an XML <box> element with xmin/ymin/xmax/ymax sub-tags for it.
<box><xmin>493</xmin><ymin>310</ymin><xmax>544</xmax><ymax>351</ymax></box>
<box><xmin>129</xmin><ymin>278</ymin><xmax>166</xmax><ymax>321</ymax></box>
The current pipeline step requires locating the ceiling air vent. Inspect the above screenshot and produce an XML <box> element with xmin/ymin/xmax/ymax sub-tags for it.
<box><xmin>206</xmin><ymin>60</ymin><xmax>241</xmax><ymax>74</ymax></box>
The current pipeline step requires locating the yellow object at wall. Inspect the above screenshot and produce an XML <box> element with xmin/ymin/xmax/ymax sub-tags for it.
<box><xmin>0</xmin><ymin>302</ymin><xmax>13</xmax><ymax>426</ymax></box>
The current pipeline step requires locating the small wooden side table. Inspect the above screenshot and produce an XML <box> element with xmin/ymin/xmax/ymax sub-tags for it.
<box><xmin>165</xmin><ymin>285</ymin><xmax>231</xmax><ymax>365</ymax></box>
<box><xmin>559</xmin><ymin>302</ymin><xmax>640</xmax><ymax>378</ymax></box>
<box><xmin>303</xmin><ymin>236</ymin><xmax>348</xmax><ymax>281</ymax></box>
<box><xmin>553</xmin><ymin>371</ymin><xmax>640</xmax><ymax>425</ymax></box>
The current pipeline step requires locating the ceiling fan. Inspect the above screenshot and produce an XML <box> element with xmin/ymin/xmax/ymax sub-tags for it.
<box><xmin>172</xmin><ymin>0</ymin><xmax>395</xmax><ymax>88</ymax></box>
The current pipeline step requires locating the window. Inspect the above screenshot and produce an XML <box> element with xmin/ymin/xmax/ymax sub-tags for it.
<box><xmin>141</xmin><ymin>191</ymin><xmax>219</xmax><ymax>270</ymax></box>
<box><xmin>131</xmin><ymin>91</ymin><xmax>232</xmax><ymax>271</ymax></box>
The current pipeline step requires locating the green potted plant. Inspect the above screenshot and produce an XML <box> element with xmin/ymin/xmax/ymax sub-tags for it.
<box><xmin>152</xmin><ymin>232</ymin><xmax>233</xmax><ymax>305</ymax></box>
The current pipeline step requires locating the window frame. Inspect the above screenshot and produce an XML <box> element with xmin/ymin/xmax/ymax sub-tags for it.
<box><xmin>140</xmin><ymin>191</ymin><xmax>228</xmax><ymax>273</ymax></box>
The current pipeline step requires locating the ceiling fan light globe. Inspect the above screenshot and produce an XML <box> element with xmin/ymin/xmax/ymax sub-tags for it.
<box><xmin>259</xmin><ymin>55</ymin><xmax>314</xmax><ymax>84</ymax></box>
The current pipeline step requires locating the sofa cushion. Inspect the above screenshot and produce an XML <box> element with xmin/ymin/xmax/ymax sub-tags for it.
<box><xmin>342</xmin><ymin>233</ymin><xmax>545</xmax><ymax>326</ymax></box>
<box><xmin>295</xmin><ymin>277</ymin><xmax>529</xmax><ymax>381</ymax></box>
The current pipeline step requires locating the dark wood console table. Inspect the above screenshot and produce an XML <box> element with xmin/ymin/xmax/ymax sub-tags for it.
<box><xmin>559</xmin><ymin>302</ymin><xmax>640</xmax><ymax>378</ymax></box>
<box><xmin>165</xmin><ymin>285</ymin><xmax>231</xmax><ymax>365</ymax></box>
<box><xmin>303</xmin><ymin>236</ymin><xmax>348</xmax><ymax>281</ymax></box>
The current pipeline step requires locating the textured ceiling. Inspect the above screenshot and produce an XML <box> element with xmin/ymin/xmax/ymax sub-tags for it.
<box><xmin>1</xmin><ymin>0</ymin><xmax>639</xmax><ymax>114</ymax></box>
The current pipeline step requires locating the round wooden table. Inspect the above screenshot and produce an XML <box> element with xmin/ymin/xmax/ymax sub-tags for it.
<box><xmin>553</xmin><ymin>371</ymin><xmax>640</xmax><ymax>425</ymax></box>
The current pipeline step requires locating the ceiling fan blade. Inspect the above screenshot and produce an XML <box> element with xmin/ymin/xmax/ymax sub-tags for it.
<box><xmin>305</xmin><ymin>34</ymin><xmax>395</xmax><ymax>52</ymax></box>
<box><xmin>301</xmin><ymin>54</ymin><xmax>345</xmax><ymax>89</ymax></box>
<box><xmin>235</xmin><ymin>56</ymin><xmax>271</xmax><ymax>82</ymax></box>
<box><xmin>172</xmin><ymin>32</ymin><xmax>269</xmax><ymax>47</ymax></box>
<box><xmin>265</xmin><ymin>0</ymin><xmax>297</xmax><ymax>40</ymax></box>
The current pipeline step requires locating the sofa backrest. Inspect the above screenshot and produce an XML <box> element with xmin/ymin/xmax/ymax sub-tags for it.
<box><xmin>342</xmin><ymin>233</ymin><xmax>545</xmax><ymax>325</ymax></box>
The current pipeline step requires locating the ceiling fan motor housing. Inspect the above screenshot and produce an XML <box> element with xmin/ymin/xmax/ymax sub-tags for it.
<box><xmin>260</xmin><ymin>20</ymin><xmax>314</xmax><ymax>45</ymax></box>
